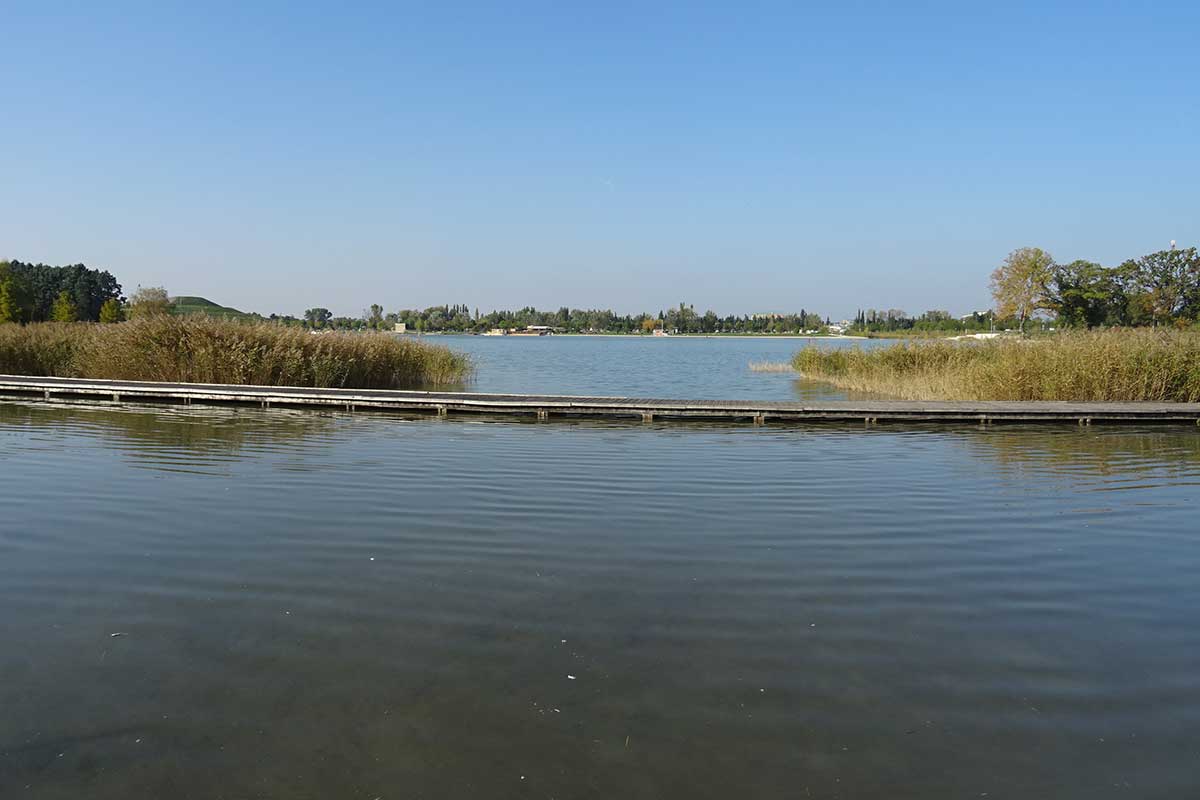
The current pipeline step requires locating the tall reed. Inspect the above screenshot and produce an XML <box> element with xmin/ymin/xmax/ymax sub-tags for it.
<box><xmin>0</xmin><ymin>322</ymin><xmax>82</xmax><ymax>377</ymax></box>
<box><xmin>0</xmin><ymin>317</ymin><xmax>472</xmax><ymax>389</ymax></box>
<box><xmin>792</xmin><ymin>330</ymin><xmax>1200</xmax><ymax>402</ymax></box>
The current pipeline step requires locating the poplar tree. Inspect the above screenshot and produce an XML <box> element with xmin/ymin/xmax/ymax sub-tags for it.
<box><xmin>99</xmin><ymin>298</ymin><xmax>125</xmax><ymax>323</ymax></box>
<box><xmin>50</xmin><ymin>290</ymin><xmax>78</xmax><ymax>322</ymax></box>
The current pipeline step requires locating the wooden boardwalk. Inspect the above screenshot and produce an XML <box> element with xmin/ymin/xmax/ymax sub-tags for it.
<box><xmin>2</xmin><ymin>375</ymin><xmax>1200</xmax><ymax>425</ymax></box>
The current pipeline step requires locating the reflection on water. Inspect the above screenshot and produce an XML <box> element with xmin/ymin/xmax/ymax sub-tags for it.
<box><xmin>0</xmin><ymin>401</ymin><xmax>343</xmax><ymax>475</ymax></box>
<box><xmin>959</xmin><ymin>425</ymin><xmax>1200</xmax><ymax>482</ymax></box>
<box><xmin>2</xmin><ymin>402</ymin><xmax>1199</xmax><ymax>799</ymax></box>
<box><xmin>1</xmin><ymin>399</ymin><xmax>341</xmax><ymax>445</ymax></box>
<box><xmin>789</xmin><ymin>375</ymin><xmax>898</xmax><ymax>401</ymax></box>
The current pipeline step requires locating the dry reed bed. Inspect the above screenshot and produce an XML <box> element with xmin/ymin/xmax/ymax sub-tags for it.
<box><xmin>792</xmin><ymin>330</ymin><xmax>1200</xmax><ymax>402</ymax></box>
<box><xmin>0</xmin><ymin>317</ymin><xmax>473</xmax><ymax>389</ymax></box>
<box><xmin>748</xmin><ymin>361</ymin><xmax>797</xmax><ymax>373</ymax></box>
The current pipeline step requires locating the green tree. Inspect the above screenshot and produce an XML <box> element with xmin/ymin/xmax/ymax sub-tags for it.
<box><xmin>0</xmin><ymin>262</ymin><xmax>31</xmax><ymax>323</ymax></box>
<box><xmin>304</xmin><ymin>307</ymin><xmax>333</xmax><ymax>328</ymax></box>
<box><xmin>50</xmin><ymin>290</ymin><xmax>78</xmax><ymax>322</ymax></box>
<box><xmin>128</xmin><ymin>286</ymin><xmax>172</xmax><ymax>319</ymax></box>
<box><xmin>1118</xmin><ymin>247</ymin><xmax>1200</xmax><ymax>326</ymax></box>
<box><xmin>991</xmin><ymin>247</ymin><xmax>1055</xmax><ymax>333</ymax></box>
<box><xmin>98</xmin><ymin>297</ymin><xmax>125</xmax><ymax>323</ymax></box>
<box><xmin>1046</xmin><ymin>260</ymin><xmax>1127</xmax><ymax>328</ymax></box>
<box><xmin>0</xmin><ymin>280</ymin><xmax>22</xmax><ymax>323</ymax></box>
<box><xmin>2</xmin><ymin>261</ymin><xmax>121</xmax><ymax>321</ymax></box>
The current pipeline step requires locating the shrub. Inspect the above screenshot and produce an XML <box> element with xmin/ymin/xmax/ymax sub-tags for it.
<box><xmin>0</xmin><ymin>317</ymin><xmax>472</xmax><ymax>389</ymax></box>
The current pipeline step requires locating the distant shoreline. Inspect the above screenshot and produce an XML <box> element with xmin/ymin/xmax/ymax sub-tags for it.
<box><xmin>406</xmin><ymin>332</ymin><xmax>872</xmax><ymax>340</ymax></box>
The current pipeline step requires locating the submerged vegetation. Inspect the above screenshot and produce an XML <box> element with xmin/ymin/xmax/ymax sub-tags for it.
<box><xmin>793</xmin><ymin>330</ymin><xmax>1200</xmax><ymax>402</ymax></box>
<box><xmin>0</xmin><ymin>317</ymin><xmax>472</xmax><ymax>389</ymax></box>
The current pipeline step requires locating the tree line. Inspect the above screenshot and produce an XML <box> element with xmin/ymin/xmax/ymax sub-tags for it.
<box><xmin>848</xmin><ymin>309</ymin><xmax>998</xmax><ymax>334</ymax></box>
<box><xmin>0</xmin><ymin>262</ymin><xmax>834</xmax><ymax>334</ymax></box>
<box><xmin>277</xmin><ymin>303</ymin><xmax>831</xmax><ymax>334</ymax></box>
<box><xmin>991</xmin><ymin>245</ymin><xmax>1200</xmax><ymax>330</ymax></box>
<box><xmin>849</xmin><ymin>243</ymin><xmax>1199</xmax><ymax>335</ymax></box>
<box><xmin>0</xmin><ymin>260</ymin><xmax>183</xmax><ymax>324</ymax></box>
<box><xmin>7</xmin><ymin>244</ymin><xmax>1195</xmax><ymax>336</ymax></box>
<box><xmin>0</xmin><ymin>261</ymin><xmax>123</xmax><ymax>323</ymax></box>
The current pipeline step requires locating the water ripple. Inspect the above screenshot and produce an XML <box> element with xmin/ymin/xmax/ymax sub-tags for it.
<box><xmin>1</xmin><ymin>400</ymin><xmax>1199</xmax><ymax>799</ymax></box>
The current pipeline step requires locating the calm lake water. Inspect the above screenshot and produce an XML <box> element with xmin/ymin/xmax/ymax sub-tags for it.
<box><xmin>2</xmin><ymin>340</ymin><xmax>1200</xmax><ymax>798</ymax></box>
<box><xmin>431</xmin><ymin>334</ymin><xmax>880</xmax><ymax>399</ymax></box>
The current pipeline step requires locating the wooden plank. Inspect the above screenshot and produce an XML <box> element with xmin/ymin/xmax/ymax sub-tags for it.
<box><xmin>2</xmin><ymin>374</ymin><xmax>1200</xmax><ymax>424</ymax></box>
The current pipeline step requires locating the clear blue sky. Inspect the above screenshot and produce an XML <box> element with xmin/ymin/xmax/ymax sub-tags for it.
<box><xmin>2</xmin><ymin>1</ymin><xmax>1196</xmax><ymax>319</ymax></box>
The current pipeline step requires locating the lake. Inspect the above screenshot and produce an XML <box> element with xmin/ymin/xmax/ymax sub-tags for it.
<box><xmin>428</xmin><ymin>334</ymin><xmax>882</xmax><ymax>399</ymax></box>
<box><xmin>2</xmin><ymin>338</ymin><xmax>1199</xmax><ymax>798</ymax></box>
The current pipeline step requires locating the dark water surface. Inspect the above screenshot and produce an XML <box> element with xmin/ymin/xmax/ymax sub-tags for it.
<box><xmin>2</xmin><ymin>401</ymin><xmax>1199</xmax><ymax>799</ymax></box>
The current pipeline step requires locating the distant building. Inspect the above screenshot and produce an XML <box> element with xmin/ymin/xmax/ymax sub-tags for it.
<box><xmin>393</xmin><ymin>322</ymin><xmax>407</xmax><ymax>333</ymax></box>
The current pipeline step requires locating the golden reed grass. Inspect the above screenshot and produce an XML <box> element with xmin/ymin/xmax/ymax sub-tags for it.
<box><xmin>748</xmin><ymin>361</ymin><xmax>797</xmax><ymax>373</ymax></box>
<box><xmin>792</xmin><ymin>330</ymin><xmax>1200</xmax><ymax>402</ymax></box>
<box><xmin>0</xmin><ymin>317</ymin><xmax>472</xmax><ymax>389</ymax></box>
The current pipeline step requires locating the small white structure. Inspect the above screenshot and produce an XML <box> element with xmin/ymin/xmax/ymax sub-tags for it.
<box><xmin>393</xmin><ymin>322</ymin><xmax>407</xmax><ymax>333</ymax></box>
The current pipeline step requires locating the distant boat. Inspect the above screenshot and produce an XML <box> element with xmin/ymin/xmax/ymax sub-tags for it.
<box><xmin>652</xmin><ymin>329</ymin><xmax>670</xmax><ymax>337</ymax></box>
